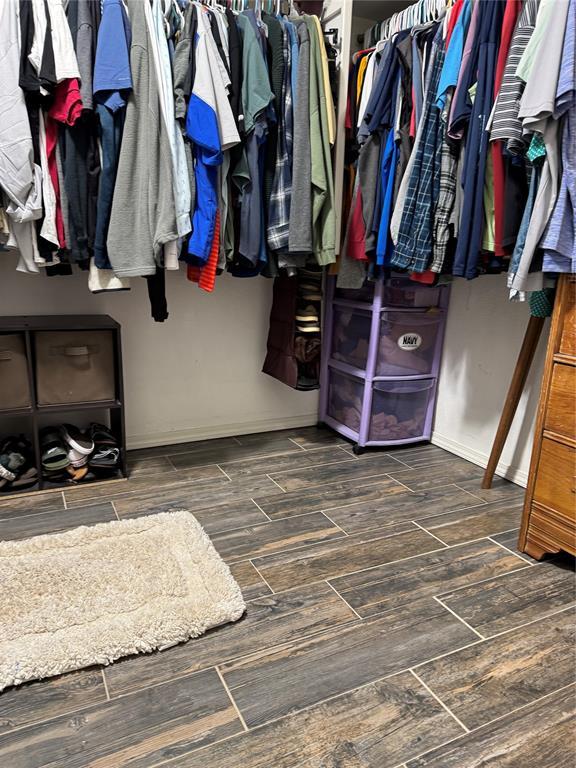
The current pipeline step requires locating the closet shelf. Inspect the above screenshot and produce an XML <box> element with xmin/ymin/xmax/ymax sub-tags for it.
<box><xmin>36</xmin><ymin>400</ymin><xmax>122</xmax><ymax>414</ymax></box>
<box><xmin>0</xmin><ymin>406</ymin><xmax>34</xmax><ymax>417</ymax></box>
<box><xmin>0</xmin><ymin>314</ymin><xmax>127</xmax><ymax>495</ymax></box>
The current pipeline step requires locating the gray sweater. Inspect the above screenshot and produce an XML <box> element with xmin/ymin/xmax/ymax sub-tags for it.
<box><xmin>107</xmin><ymin>0</ymin><xmax>177</xmax><ymax>277</ymax></box>
<box><xmin>288</xmin><ymin>18</ymin><xmax>312</xmax><ymax>254</ymax></box>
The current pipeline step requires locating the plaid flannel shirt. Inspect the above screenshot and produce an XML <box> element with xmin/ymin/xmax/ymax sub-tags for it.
<box><xmin>431</xmin><ymin>91</ymin><xmax>460</xmax><ymax>273</ymax></box>
<box><xmin>391</xmin><ymin>32</ymin><xmax>446</xmax><ymax>273</ymax></box>
<box><xmin>267</xmin><ymin>23</ymin><xmax>293</xmax><ymax>251</ymax></box>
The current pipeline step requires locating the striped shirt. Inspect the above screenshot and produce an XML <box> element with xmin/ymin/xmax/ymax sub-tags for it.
<box><xmin>489</xmin><ymin>0</ymin><xmax>539</xmax><ymax>154</ymax></box>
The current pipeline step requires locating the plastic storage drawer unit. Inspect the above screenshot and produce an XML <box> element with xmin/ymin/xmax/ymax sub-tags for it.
<box><xmin>331</xmin><ymin>308</ymin><xmax>371</xmax><ymax>371</ymax></box>
<box><xmin>327</xmin><ymin>368</ymin><xmax>364</xmax><ymax>435</ymax></box>
<box><xmin>383</xmin><ymin>278</ymin><xmax>442</xmax><ymax>308</ymax></box>
<box><xmin>369</xmin><ymin>379</ymin><xmax>435</xmax><ymax>442</ymax></box>
<box><xmin>376</xmin><ymin>311</ymin><xmax>442</xmax><ymax>377</ymax></box>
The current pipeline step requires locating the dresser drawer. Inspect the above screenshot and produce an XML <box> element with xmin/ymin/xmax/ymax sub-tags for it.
<box><xmin>559</xmin><ymin>278</ymin><xmax>576</xmax><ymax>358</ymax></box>
<box><xmin>533</xmin><ymin>438</ymin><xmax>576</xmax><ymax>522</ymax></box>
<box><xmin>545</xmin><ymin>364</ymin><xmax>576</xmax><ymax>439</ymax></box>
<box><xmin>529</xmin><ymin>502</ymin><xmax>576</xmax><ymax>555</ymax></box>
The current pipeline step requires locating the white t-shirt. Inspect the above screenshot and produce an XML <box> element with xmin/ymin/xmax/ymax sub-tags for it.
<box><xmin>47</xmin><ymin>0</ymin><xmax>81</xmax><ymax>82</ymax></box>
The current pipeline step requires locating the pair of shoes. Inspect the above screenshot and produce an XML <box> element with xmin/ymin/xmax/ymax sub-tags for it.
<box><xmin>298</xmin><ymin>283</ymin><xmax>322</xmax><ymax>303</ymax></box>
<box><xmin>40</xmin><ymin>428</ymin><xmax>70</xmax><ymax>473</ymax></box>
<box><xmin>295</xmin><ymin>335</ymin><xmax>321</xmax><ymax>363</ymax></box>
<box><xmin>89</xmin><ymin>423</ymin><xmax>120</xmax><ymax>470</ymax></box>
<box><xmin>0</xmin><ymin>436</ymin><xmax>37</xmax><ymax>491</ymax></box>
<box><xmin>41</xmin><ymin>423</ymin><xmax>118</xmax><ymax>483</ymax></box>
<box><xmin>41</xmin><ymin>424</ymin><xmax>95</xmax><ymax>476</ymax></box>
<box><xmin>295</xmin><ymin>305</ymin><xmax>321</xmax><ymax>333</ymax></box>
<box><xmin>61</xmin><ymin>424</ymin><xmax>94</xmax><ymax>468</ymax></box>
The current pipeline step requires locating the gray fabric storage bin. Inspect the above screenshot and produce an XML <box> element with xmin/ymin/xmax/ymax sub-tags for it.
<box><xmin>0</xmin><ymin>334</ymin><xmax>31</xmax><ymax>409</ymax></box>
<box><xmin>35</xmin><ymin>331</ymin><xmax>116</xmax><ymax>405</ymax></box>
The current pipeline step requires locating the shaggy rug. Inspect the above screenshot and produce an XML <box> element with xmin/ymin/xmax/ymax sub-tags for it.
<box><xmin>0</xmin><ymin>510</ymin><xmax>246</xmax><ymax>690</ymax></box>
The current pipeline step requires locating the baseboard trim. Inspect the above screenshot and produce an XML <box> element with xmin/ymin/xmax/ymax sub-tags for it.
<box><xmin>431</xmin><ymin>431</ymin><xmax>528</xmax><ymax>488</ymax></box>
<box><xmin>127</xmin><ymin>413</ymin><xmax>320</xmax><ymax>450</ymax></box>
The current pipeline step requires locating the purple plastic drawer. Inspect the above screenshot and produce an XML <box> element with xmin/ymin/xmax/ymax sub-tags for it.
<box><xmin>383</xmin><ymin>278</ymin><xmax>442</xmax><ymax>308</ymax></box>
<box><xmin>327</xmin><ymin>368</ymin><xmax>364</xmax><ymax>435</ymax></box>
<box><xmin>376</xmin><ymin>311</ymin><xmax>442</xmax><ymax>377</ymax></box>
<box><xmin>331</xmin><ymin>307</ymin><xmax>371</xmax><ymax>371</ymax></box>
<box><xmin>369</xmin><ymin>379</ymin><xmax>435</xmax><ymax>442</ymax></box>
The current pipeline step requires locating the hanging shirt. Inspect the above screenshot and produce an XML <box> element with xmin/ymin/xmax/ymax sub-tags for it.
<box><xmin>148</xmin><ymin>0</ymin><xmax>191</xmax><ymax>246</ymax></box>
<box><xmin>489</xmin><ymin>0</ymin><xmax>523</xmax><ymax>258</ymax></box>
<box><xmin>288</xmin><ymin>18</ymin><xmax>312</xmax><ymax>254</ymax></box>
<box><xmin>452</xmin><ymin>0</ymin><xmax>506</xmax><ymax>279</ymax></box>
<box><xmin>93</xmin><ymin>0</ymin><xmax>133</xmax><ymax>270</ymax></box>
<box><xmin>186</xmin><ymin>5</ymin><xmax>240</xmax><ymax>265</ymax></box>
<box><xmin>356</xmin><ymin>52</ymin><xmax>376</xmax><ymax>128</ymax></box>
<box><xmin>375</xmin><ymin>127</ymin><xmax>399</xmax><ymax>266</ymax></box>
<box><xmin>285</xmin><ymin>19</ymin><xmax>299</xmax><ymax>113</ymax></box>
<box><xmin>489</xmin><ymin>0</ymin><xmax>539</xmax><ymax>154</ymax></box>
<box><xmin>447</xmin><ymin>0</ymin><xmax>480</xmax><ymax>139</ymax></box>
<box><xmin>515</xmin><ymin>0</ymin><xmax>556</xmax><ymax>82</ymax></box>
<box><xmin>233</xmin><ymin>11</ymin><xmax>273</xmax><ymax>267</ymax></box>
<box><xmin>46</xmin><ymin>0</ymin><xmax>81</xmax><ymax>82</ymax></box>
<box><xmin>436</xmin><ymin>0</ymin><xmax>471</xmax><ymax>112</ymax></box>
<box><xmin>306</xmin><ymin>14</ymin><xmax>336</xmax><ymax>265</ymax></box>
<box><xmin>93</xmin><ymin>0</ymin><xmax>133</xmax><ymax>112</ymax></box>
<box><xmin>173</xmin><ymin>2</ymin><xmax>198</xmax><ymax>122</ymax></box>
<box><xmin>392</xmin><ymin>24</ymin><xmax>445</xmax><ymax>273</ymax></box>
<box><xmin>0</xmin><ymin>0</ymin><xmax>42</xmax><ymax>273</ymax></box>
<box><xmin>518</xmin><ymin>0</ymin><xmax>570</xmax><ymax>133</ymax></box>
<box><xmin>268</xmin><ymin>21</ymin><xmax>293</xmax><ymax>252</ymax></box>
<box><xmin>541</xmin><ymin>0</ymin><xmax>576</xmax><ymax>274</ymax></box>
<box><xmin>509</xmin><ymin>0</ymin><xmax>571</xmax><ymax>294</ymax></box>
<box><xmin>107</xmin><ymin>0</ymin><xmax>178</xmax><ymax>277</ymax></box>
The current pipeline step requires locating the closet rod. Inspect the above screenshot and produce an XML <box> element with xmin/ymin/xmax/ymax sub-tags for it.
<box><xmin>372</xmin><ymin>0</ymin><xmax>447</xmax><ymax>39</ymax></box>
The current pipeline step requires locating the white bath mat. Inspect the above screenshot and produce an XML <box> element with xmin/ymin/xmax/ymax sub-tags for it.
<box><xmin>0</xmin><ymin>510</ymin><xmax>246</xmax><ymax>690</ymax></box>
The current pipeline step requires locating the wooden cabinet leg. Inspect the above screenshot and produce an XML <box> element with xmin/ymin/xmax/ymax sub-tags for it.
<box><xmin>521</xmin><ymin>538</ymin><xmax>560</xmax><ymax>561</ymax></box>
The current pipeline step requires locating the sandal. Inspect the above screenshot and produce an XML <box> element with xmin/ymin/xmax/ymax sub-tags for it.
<box><xmin>90</xmin><ymin>446</ymin><xmax>120</xmax><ymax>468</ymax></box>
<box><xmin>60</xmin><ymin>424</ymin><xmax>94</xmax><ymax>456</ymax></box>
<box><xmin>0</xmin><ymin>436</ymin><xmax>32</xmax><ymax>482</ymax></box>
<box><xmin>89</xmin><ymin>423</ymin><xmax>118</xmax><ymax>447</ymax></box>
<box><xmin>40</xmin><ymin>428</ymin><xmax>70</xmax><ymax>471</ymax></box>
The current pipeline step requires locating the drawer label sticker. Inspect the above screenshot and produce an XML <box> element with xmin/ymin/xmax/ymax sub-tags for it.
<box><xmin>398</xmin><ymin>333</ymin><xmax>422</xmax><ymax>350</ymax></box>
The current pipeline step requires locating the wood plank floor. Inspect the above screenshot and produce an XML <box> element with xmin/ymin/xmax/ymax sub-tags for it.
<box><xmin>0</xmin><ymin>427</ymin><xmax>573</xmax><ymax>768</ymax></box>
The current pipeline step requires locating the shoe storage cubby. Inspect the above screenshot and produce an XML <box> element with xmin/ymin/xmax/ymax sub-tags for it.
<box><xmin>0</xmin><ymin>315</ymin><xmax>127</xmax><ymax>496</ymax></box>
<box><xmin>319</xmin><ymin>276</ymin><xmax>450</xmax><ymax>452</ymax></box>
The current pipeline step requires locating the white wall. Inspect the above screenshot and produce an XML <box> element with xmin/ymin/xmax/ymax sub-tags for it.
<box><xmin>433</xmin><ymin>275</ymin><xmax>548</xmax><ymax>487</ymax></box>
<box><xmin>0</xmin><ymin>258</ymin><xmax>547</xmax><ymax>478</ymax></box>
<box><xmin>0</xmin><ymin>256</ymin><xmax>319</xmax><ymax>448</ymax></box>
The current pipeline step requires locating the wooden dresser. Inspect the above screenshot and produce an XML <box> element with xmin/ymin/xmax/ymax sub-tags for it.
<box><xmin>519</xmin><ymin>275</ymin><xmax>576</xmax><ymax>559</ymax></box>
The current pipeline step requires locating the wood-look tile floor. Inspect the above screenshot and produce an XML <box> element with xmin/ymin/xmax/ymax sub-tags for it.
<box><xmin>1</xmin><ymin>427</ymin><xmax>574</xmax><ymax>768</ymax></box>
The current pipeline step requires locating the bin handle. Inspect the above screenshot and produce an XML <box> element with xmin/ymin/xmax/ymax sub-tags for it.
<box><xmin>0</xmin><ymin>351</ymin><xmax>12</xmax><ymax>361</ymax></box>
<box><xmin>64</xmin><ymin>346</ymin><xmax>91</xmax><ymax>356</ymax></box>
